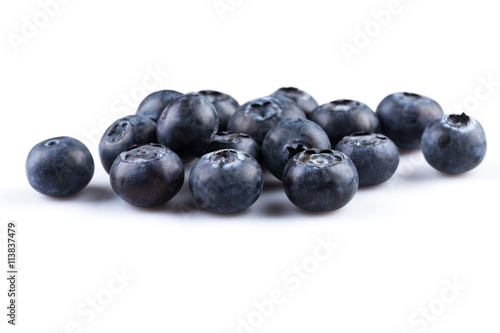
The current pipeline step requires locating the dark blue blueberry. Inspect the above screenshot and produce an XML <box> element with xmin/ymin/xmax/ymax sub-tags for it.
<box><xmin>26</xmin><ymin>136</ymin><xmax>94</xmax><ymax>197</ymax></box>
<box><xmin>99</xmin><ymin>115</ymin><xmax>157</xmax><ymax>174</ymax></box>
<box><xmin>189</xmin><ymin>149</ymin><xmax>263</xmax><ymax>214</ymax></box>
<box><xmin>157</xmin><ymin>93</ymin><xmax>219</xmax><ymax>162</ymax></box>
<box><xmin>421</xmin><ymin>113</ymin><xmax>487</xmax><ymax>174</ymax></box>
<box><xmin>136</xmin><ymin>90</ymin><xmax>183</xmax><ymax>122</ymax></box>
<box><xmin>282</xmin><ymin>149</ymin><xmax>358</xmax><ymax>212</ymax></box>
<box><xmin>206</xmin><ymin>131</ymin><xmax>262</xmax><ymax>163</ymax></box>
<box><xmin>110</xmin><ymin>144</ymin><xmax>184</xmax><ymax>207</ymax></box>
<box><xmin>198</xmin><ymin>90</ymin><xmax>239</xmax><ymax>131</ymax></box>
<box><xmin>271</xmin><ymin>87</ymin><xmax>319</xmax><ymax>117</ymax></box>
<box><xmin>335</xmin><ymin>132</ymin><xmax>399</xmax><ymax>187</ymax></box>
<box><xmin>227</xmin><ymin>96</ymin><xmax>305</xmax><ymax>144</ymax></box>
<box><xmin>309</xmin><ymin>99</ymin><xmax>380</xmax><ymax>147</ymax></box>
<box><xmin>262</xmin><ymin>118</ymin><xmax>331</xmax><ymax>180</ymax></box>
<box><xmin>376</xmin><ymin>92</ymin><xmax>444</xmax><ymax>149</ymax></box>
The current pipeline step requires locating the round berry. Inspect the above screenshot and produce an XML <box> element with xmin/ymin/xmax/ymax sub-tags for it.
<box><xmin>26</xmin><ymin>136</ymin><xmax>94</xmax><ymax>197</ymax></box>
<box><xmin>335</xmin><ymin>132</ymin><xmax>399</xmax><ymax>187</ymax></box>
<box><xmin>136</xmin><ymin>90</ymin><xmax>183</xmax><ymax>122</ymax></box>
<box><xmin>189</xmin><ymin>149</ymin><xmax>263</xmax><ymax>214</ymax></box>
<box><xmin>421</xmin><ymin>113</ymin><xmax>487</xmax><ymax>174</ymax></box>
<box><xmin>282</xmin><ymin>149</ymin><xmax>358</xmax><ymax>211</ymax></box>
<box><xmin>99</xmin><ymin>115</ymin><xmax>157</xmax><ymax>174</ymax></box>
<box><xmin>157</xmin><ymin>93</ymin><xmax>219</xmax><ymax>162</ymax></box>
<box><xmin>309</xmin><ymin>99</ymin><xmax>380</xmax><ymax>146</ymax></box>
<box><xmin>110</xmin><ymin>144</ymin><xmax>184</xmax><ymax>207</ymax></box>
<box><xmin>376</xmin><ymin>92</ymin><xmax>444</xmax><ymax>149</ymax></box>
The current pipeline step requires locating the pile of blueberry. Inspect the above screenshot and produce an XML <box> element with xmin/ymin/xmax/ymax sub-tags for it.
<box><xmin>26</xmin><ymin>88</ymin><xmax>487</xmax><ymax>213</ymax></box>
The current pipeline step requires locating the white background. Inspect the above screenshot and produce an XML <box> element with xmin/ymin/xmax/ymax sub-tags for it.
<box><xmin>1</xmin><ymin>0</ymin><xmax>500</xmax><ymax>332</ymax></box>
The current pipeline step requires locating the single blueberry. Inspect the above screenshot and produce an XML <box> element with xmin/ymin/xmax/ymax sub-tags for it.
<box><xmin>157</xmin><ymin>93</ymin><xmax>219</xmax><ymax>162</ymax></box>
<box><xmin>206</xmin><ymin>131</ymin><xmax>262</xmax><ymax>163</ymax></box>
<box><xmin>198</xmin><ymin>90</ymin><xmax>239</xmax><ymax>131</ymax></box>
<box><xmin>376</xmin><ymin>92</ymin><xmax>444</xmax><ymax>149</ymax></box>
<box><xmin>227</xmin><ymin>96</ymin><xmax>305</xmax><ymax>144</ymax></box>
<box><xmin>335</xmin><ymin>132</ymin><xmax>399</xmax><ymax>187</ymax></box>
<box><xmin>421</xmin><ymin>113</ymin><xmax>487</xmax><ymax>174</ymax></box>
<box><xmin>110</xmin><ymin>144</ymin><xmax>184</xmax><ymax>207</ymax></box>
<box><xmin>262</xmin><ymin>118</ymin><xmax>331</xmax><ymax>180</ymax></box>
<box><xmin>309</xmin><ymin>99</ymin><xmax>380</xmax><ymax>147</ymax></box>
<box><xmin>271</xmin><ymin>87</ymin><xmax>319</xmax><ymax>117</ymax></box>
<box><xmin>26</xmin><ymin>136</ymin><xmax>94</xmax><ymax>197</ymax></box>
<box><xmin>99</xmin><ymin>115</ymin><xmax>157</xmax><ymax>174</ymax></box>
<box><xmin>282</xmin><ymin>149</ymin><xmax>358</xmax><ymax>212</ymax></box>
<box><xmin>189</xmin><ymin>149</ymin><xmax>263</xmax><ymax>214</ymax></box>
<box><xmin>136</xmin><ymin>90</ymin><xmax>183</xmax><ymax>122</ymax></box>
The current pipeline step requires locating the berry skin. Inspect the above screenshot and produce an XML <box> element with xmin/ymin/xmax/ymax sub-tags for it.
<box><xmin>136</xmin><ymin>90</ymin><xmax>183</xmax><ymax>122</ymax></box>
<box><xmin>335</xmin><ymin>132</ymin><xmax>399</xmax><ymax>187</ymax></box>
<box><xmin>110</xmin><ymin>144</ymin><xmax>184</xmax><ymax>207</ymax></box>
<box><xmin>227</xmin><ymin>96</ymin><xmax>305</xmax><ymax>144</ymax></box>
<box><xmin>206</xmin><ymin>131</ymin><xmax>262</xmax><ymax>163</ymax></box>
<box><xmin>309</xmin><ymin>99</ymin><xmax>380</xmax><ymax>147</ymax></box>
<box><xmin>376</xmin><ymin>92</ymin><xmax>444</xmax><ymax>149</ymax></box>
<box><xmin>99</xmin><ymin>115</ymin><xmax>157</xmax><ymax>174</ymax></box>
<box><xmin>421</xmin><ymin>113</ymin><xmax>487</xmax><ymax>174</ymax></box>
<box><xmin>157</xmin><ymin>93</ymin><xmax>219</xmax><ymax>162</ymax></box>
<box><xmin>26</xmin><ymin>136</ymin><xmax>94</xmax><ymax>197</ymax></box>
<box><xmin>262</xmin><ymin>118</ymin><xmax>331</xmax><ymax>180</ymax></box>
<box><xmin>189</xmin><ymin>149</ymin><xmax>263</xmax><ymax>214</ymax></box>
<box><xmin>198</xmin><ymin>90</ymin><xmax>239</xmax><ymax>131</ymax></box>
<box><xmin>282</xmin><ymin>149</ymin><xmax>358</xmax><ymax>212</ymax></box>
<box><xmin>271</xmin><ymin>87</ymin><xmax>319</xmax><ymax>117</ymax></box>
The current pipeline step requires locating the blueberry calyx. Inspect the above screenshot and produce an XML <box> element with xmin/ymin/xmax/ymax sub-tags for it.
<box><xmin>210</xmin><ymin>149</ymin><xmax>239</xmax><ymax>166</ymax></box>
<box><xmin>342</xmin><ymin>132</ymin><xmax>388</xmax><ymax>146</ymax></box>
<box><xmin>325</xmin><ymin>99</ymin><xmax>361</xmax><ymax>112</ymax></box>
<box><xmin>285</xmin><ymin>142</ymin><xmax>308</xmax><ymax>159</ymax></box>
<box><xmin>122</xmin><ymin>144</ymin><xmax>165</xmax><ymax>162</ymax></box>
<box><xmin>446</xmin><ymin>113</ymin><xmax>470</xmax><ymax>127</ymax></box>
<box><xmin>106</xmin><ymin>120</ymin><xmax>130</xmax><ymax>143</ymax></box>
<box><xmin>298</xmin><ymin>149</ymin><xmax>343</xmax><ymax>167</ymax></box>
<box><xmin>246</xmin><ymin>100</ymin><xmax>280</xmax><ymax>120</ymax></box>
<box><xmin>45</xmin><ymin>139</ymin><xmax>59</xmax><ymax>146</ymax></box>
<box><xmin>216</xmin><ymin>131</ymin><xmax>251</xmax><ymax>143</ymax></box>
<box><xmin>402</xmin><ymin>92</ymin><xmax>422</xmax><ymax>99</ymax></box>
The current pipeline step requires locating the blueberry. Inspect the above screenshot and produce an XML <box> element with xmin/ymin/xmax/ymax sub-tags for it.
<box><xmin>157</xmin><ymin>93</ymin><xmax>219</xmax><ymax>162</ymax></box>
<box><xmin>376</xmin><ymin>92</ymin><xmax>444</xmax><ymax>149</ymax></box>
<box><xmin>26</xmin><ymin>136</ymin><xmax>94</xmax><ymax>197</ymax></box>
<box><xmin>282</xmin><ymin>149</ymin><xmax>358</xmax><ymax>212</ymax></box>
<box><xmin>99</xmin><ymin>115</ymin><xmax>157</xmax><ymax>174</ymax></box>
<box><xmin>136</xmin><ymin>90</ymin><xmax>183</xmax><ymax>122</ymax></box>
<box><xmin>189</xmin><ymin>149</ymin><xmax>263</xmax><ymax>214</ymax></box>
<box><xmin>198</xmin><ymin>90</ymin><xmax>239</xmax><ymax>131</ymax></box>
<box><xmin>262</xmin><ymin>118</ymin><xmax>331</xmax><ymax>180</ymax></box>
<box><xmin>110</xmin><ymin>143</ymin><xmax>184</xmax><ymax>207</ymax></box>
<box><xmin>227</xmin><ymin>96</ymin><xmax>305</xmax><ymax>144</ymax></box>
<box><xmin>206</xmin><ymin>131</ymin><xmax>262</xmax><ymax>163</ymax></box>
<box><xmin>309</xmin><ymin>99</ymin><xmax>380</xmax><ymax>147</ymax></box>
<box><xmin>271</xmin><ymin>87</ymin><xmax>318</xmax><ymax>117</ymax></box>
<box><xmin>335</xmin><ymin>132</ymin><xmax>399</xmax><ymax>187</ymax></box>
<box><xmin>421</xmin><ymin>113</ymin><xmax>487</xmax><ymax>174</ymax></box>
